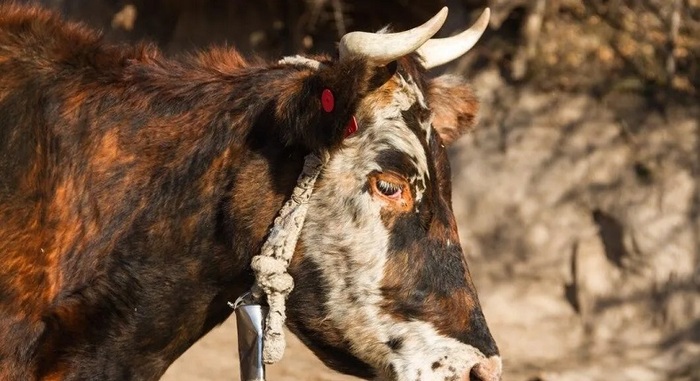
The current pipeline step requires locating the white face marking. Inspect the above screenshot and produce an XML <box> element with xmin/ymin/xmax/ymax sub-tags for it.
<box><xmin>303</xmin><ymin>170</ymin><xmax>490</xmax><ymax>379</ymax></box>
<box><xmin>298</xmin><ymin>73</ymin><xmax>495</xmax><ymax>380</ymax></box>
<box><xmin>397</xmin><ymin>73</ymin><xmax>431</xmax><ymax>134</ymax></box>
<box><xmin>381</xmin><ymin>322</ymin><xmax>487</xmax><ymax>381</ymax></box>
<box><xmin>360</xmin><ymin>74</ymin><xmax>431</xmax><ymax>202</ymax></box>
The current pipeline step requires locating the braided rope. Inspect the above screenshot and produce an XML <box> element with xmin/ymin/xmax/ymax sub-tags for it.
<box><xmin>249</xmin><ymin>151</ymin><xmax>328</xmax><ymax>364</ymax></box>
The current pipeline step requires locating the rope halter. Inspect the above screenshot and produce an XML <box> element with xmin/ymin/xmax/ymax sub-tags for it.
<box><xmin>248</xmin><ymin>150</ymin><xmax>329</xmax><ymax>364</ymax></box>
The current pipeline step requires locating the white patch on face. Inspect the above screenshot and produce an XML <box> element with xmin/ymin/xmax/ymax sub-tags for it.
<box><xmin>381</xmin><ymin>321</ymin><xmax>487</xmax><ymax>381</ymax></box>
<box><xmin>359</xmin><ymin>74</ymin><xmax>432</xmax><ymax>202</ymax></box>
<box><xmin>299</xmin><ymin>73</ymin><xmax>492</xmax><ymax>380</ymax></box>
<box><xmin>398</xmin><ymin>73</ymin><xmax>433</xmax><ymax>143</ymax></box>
<box><xmin>301</xmin><ymin>167</ymin><xmax>490</xmax><ymax>378</ymax></box>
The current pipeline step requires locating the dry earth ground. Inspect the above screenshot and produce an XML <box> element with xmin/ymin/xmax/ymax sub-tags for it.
<box><xmin>162</xmin><ymin>320</ymin><xmax>355</xmax><ymax>381</ymax></box>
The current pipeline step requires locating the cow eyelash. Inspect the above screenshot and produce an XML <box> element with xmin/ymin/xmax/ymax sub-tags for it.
<box><xmin>376</xmin><ymin>180</ymin><xmax>402</xmax><ymax>197</ymax></box>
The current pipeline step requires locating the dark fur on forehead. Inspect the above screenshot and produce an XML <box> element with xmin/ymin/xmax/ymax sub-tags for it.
<box><xmin>428</xmin><ymin>129</ymin><xmax>454</xmax><ymax>203</ymax></box>
<box><xmin>375</xmin><ymin>150</ymin><xmax>419</xmax><ymax>180</ymax></box>
<box><xmin>396</xmin><ymin>53</ymin><xmax>431</xmax><ymax>91</ymax></box>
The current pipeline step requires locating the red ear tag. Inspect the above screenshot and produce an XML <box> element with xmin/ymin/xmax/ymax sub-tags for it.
<box><xmin>344</xmin><ymin>116</ymin><xmax>358</xmax><ymax>138</ymax></box>
<box><xmin>321</xmin><ymin>89</ymin><xmax>334</xmax><ymax>113</ymax></box>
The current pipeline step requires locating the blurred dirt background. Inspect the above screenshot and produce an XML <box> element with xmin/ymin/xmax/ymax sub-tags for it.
<box><xmin>10</xmin><ymin>0</ymin><xmax>700</xmax><ymax>380</ymax></box>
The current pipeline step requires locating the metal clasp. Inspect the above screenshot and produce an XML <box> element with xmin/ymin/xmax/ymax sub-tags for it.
<box><xmin>230</xmin><ymin>292</ymin><xmax>268</xmax><ymax>381</ymax></box>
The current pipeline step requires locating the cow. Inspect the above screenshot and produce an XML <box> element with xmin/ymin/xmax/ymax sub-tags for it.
<box><xmin>0</xmin><ymin>4</ymin><xmax>501</xmax><ymax>381</ymax></box>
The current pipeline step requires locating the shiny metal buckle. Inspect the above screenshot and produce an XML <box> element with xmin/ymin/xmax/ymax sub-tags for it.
<box><xmin>230</xmin><ymin>292</ymin><xmax>268</xmax><ymax>381</ymax></box>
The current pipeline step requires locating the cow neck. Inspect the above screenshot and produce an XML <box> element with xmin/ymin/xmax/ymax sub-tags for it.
<box><xmin>232</xmin><ymin>55</ymin><xmax>330</xmax><ymax>365</ymax></box>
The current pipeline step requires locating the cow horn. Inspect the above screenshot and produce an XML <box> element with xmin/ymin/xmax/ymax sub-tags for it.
<box><xmin>339</xmin><ymin>7</ymin><xmax>448</xmax><ymax>64</ymax></box>
<box><xmin>417</xmin><ymin>8</ymin><xmax>490</xmax><ymax>69</ymax></box>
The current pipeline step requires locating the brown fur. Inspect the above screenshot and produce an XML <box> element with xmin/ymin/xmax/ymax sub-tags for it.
<box><xmin>0</xmin><ymin>3</ymin><xmax>497</xmax><ymax>380</ymax></box>
<box><xmin>0</xmin><ymin>4</ymin><xmax>374</xmax><ymax>379</ymax></box>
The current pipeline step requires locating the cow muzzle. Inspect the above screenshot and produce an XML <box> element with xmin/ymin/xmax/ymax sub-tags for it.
<box><xmin>467</xmin><ymin>355</ymin><xmax>502</xmax><ymax>381</ymax></box>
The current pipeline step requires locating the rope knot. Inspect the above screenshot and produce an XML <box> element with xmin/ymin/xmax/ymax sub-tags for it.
<box><xmin>249</xmin><ymin>151</ymin><xmax>328</xmax><ymax>364</ymax></box>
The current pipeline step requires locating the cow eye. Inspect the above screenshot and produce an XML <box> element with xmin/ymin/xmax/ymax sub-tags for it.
<box><xmin>369</xmin><ymin>172</ymin><xmax>413</xmax><ymax>210</ymax></box>
<box><xmin>376</xmin><ymin>180</ymin><xmax>402</xmax><ymax>198</ymax></box>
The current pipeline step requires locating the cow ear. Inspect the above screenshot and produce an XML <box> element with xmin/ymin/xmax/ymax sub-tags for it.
<box><xmin>427</xmin><ymin>75</ymin><xmax>479</xmax><ymax>145</ymax></box>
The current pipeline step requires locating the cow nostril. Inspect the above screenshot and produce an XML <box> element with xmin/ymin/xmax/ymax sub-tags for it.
<box><xmin>465</xmin><ymin>356</ymin><xmax>502</xmax><ymax>381</ymax></box>
<box><xmin>469</xmin><ymin>367</ymin><xmax>486</xmax><ymax>381</ymax></box>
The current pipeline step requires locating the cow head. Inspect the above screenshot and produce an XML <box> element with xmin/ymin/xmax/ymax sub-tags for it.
<box><xmin>284</xmin><ymin>8</ymin><xmax>501</xmax><ymax>381</ymax></box>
